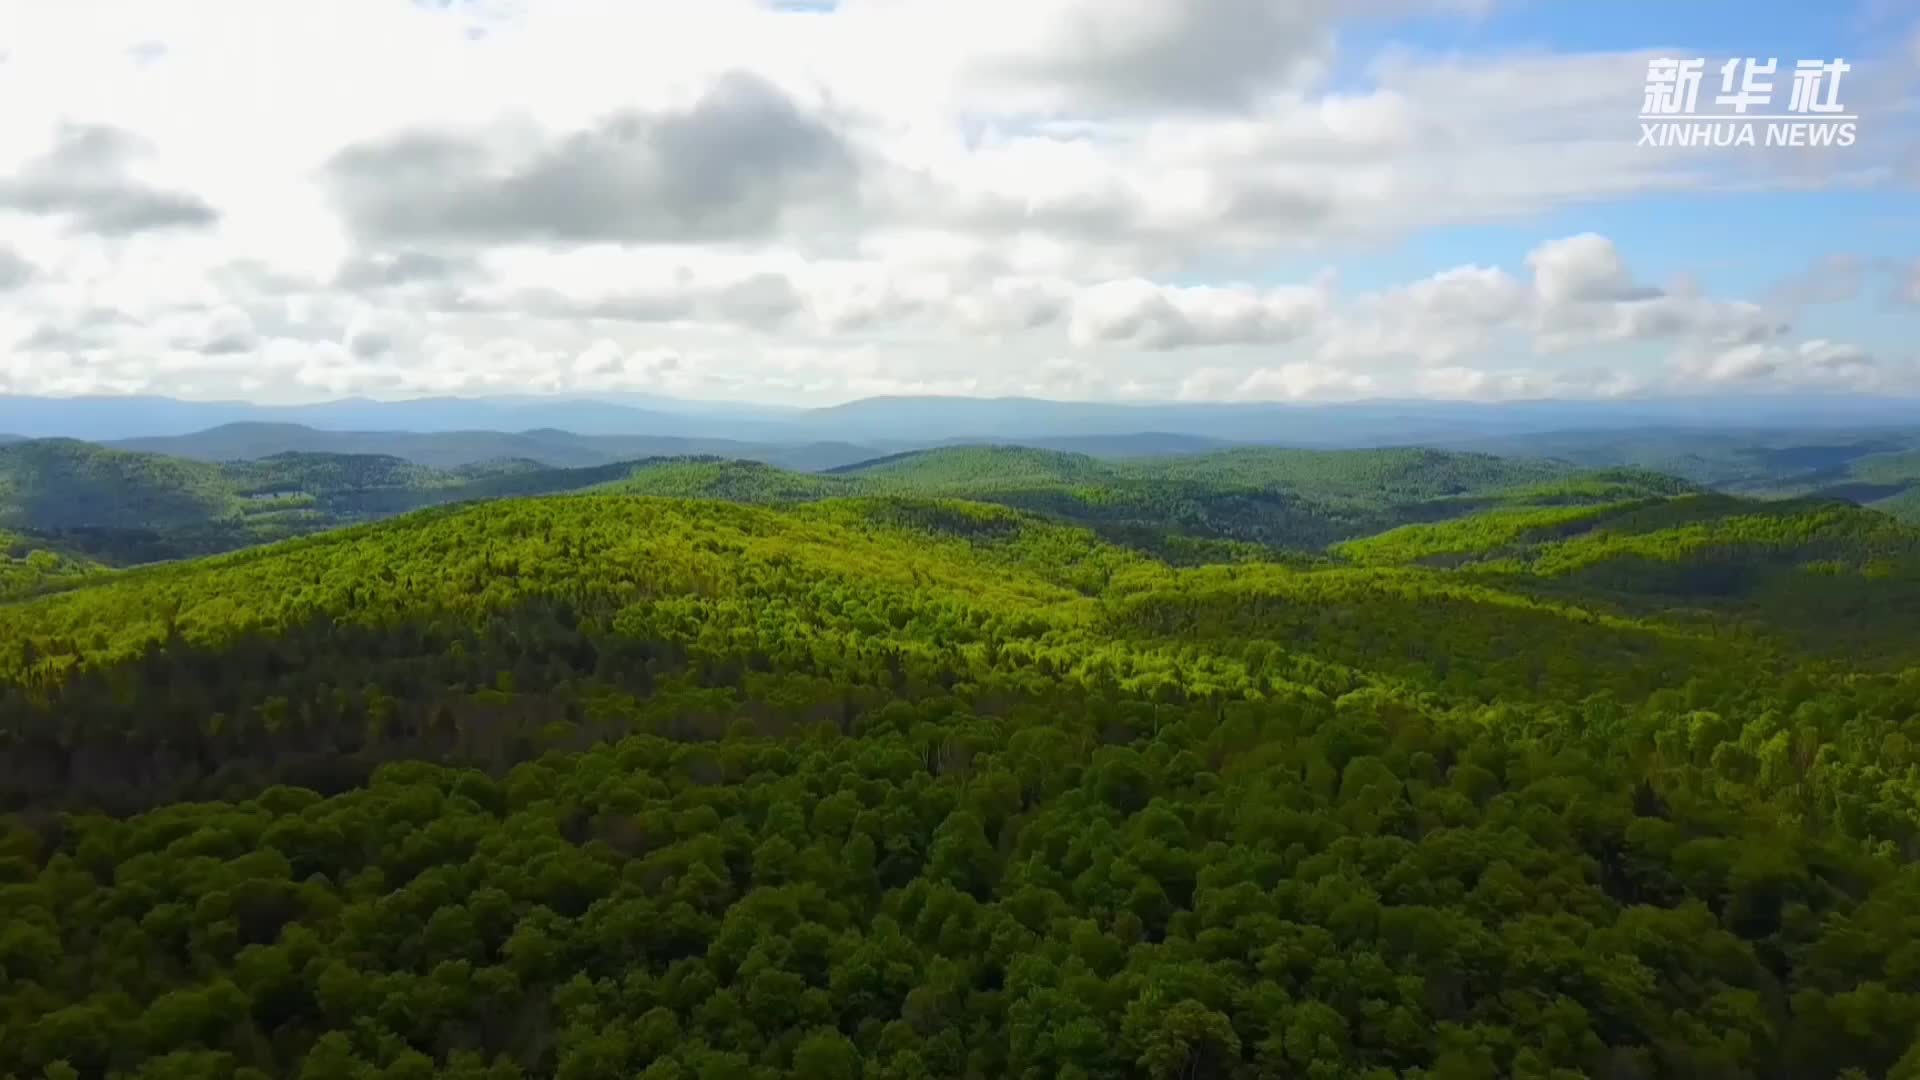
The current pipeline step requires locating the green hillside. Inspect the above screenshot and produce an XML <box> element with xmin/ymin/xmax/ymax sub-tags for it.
<box><xmin>611</xmin><ymin>457</ymin><xmax>850</xmax><ymax>503</ymax></box>
<box><xmin>0</xmin><ymin>529</ymin><xmax>104</xmax><ymax>599</ymax></box>
<box><xmin>1870</xmin><ymin>485</ymin><xmax>1920</xmax><ymax>523</ymax></box>
<box><xmin>833</xmin><ymin>445</ymin><xmax>1118</xmax><ymax>488</ymax></box>
<box><xmin>1336</xmin><ymin>493</ymin><xmax>1920</xmax><ymax>659</ymax></box>
<box><xmin>823</xmin><ymin>446</ymin><xmax>1671</xmax><ymax>557</ymax></box>
<box><xmin>0</xmin><ymin>438</ymin><xmax>243</xmax><ymax>531</ymax></box>
<box><xmin>5</xmin><ymin>488</ymin><xmax>1920</xmax><ymax>1077</ymax></box>
<box><xmin>0</xmin><ymin>442</ymin><xmax>1675</xmax><ymax>568</ymax></box>
<box><xmin>0</xmin><ymin>441</ymin><xmax>655</xmax><ymax>564</ymax></box>
<box><xmin>1454</xmin><ymin>427</ymin><xmax>1920</xmax><ymax>521</ymax></box>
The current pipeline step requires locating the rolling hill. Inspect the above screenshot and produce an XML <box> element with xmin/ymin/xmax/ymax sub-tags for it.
<box><xmin>0</xmin><ymin>440</ymin><xmax>658</xmax><ymax>563</ymax></box>
<box><xmin>1451</xmin><ymin>426</ymin><xmax>1920</xmax><ymax>521</ymax></box>
<box><xmin>1336</xmin><ymin>492</ymin><xmax>1920</xmax><ymax>658</ymax></box>
<box><xmin>0</xmin><ymin>438</ymin><xmax>244</xmax><ymax>531</ymax></box>
<box><xmin>824</xmin><ymin>445</ymin><xmax>1673</xmax><ymax>557</ymax></box>
<box><xmin>0</xmin><ymin>441</ymin><xmax>1685</xmax><ymax>569</ymax></box>
<box><xmin>4</xmin><ymin>487</ymin><xmax>1920</xmax><ymax>1077</ymax></box>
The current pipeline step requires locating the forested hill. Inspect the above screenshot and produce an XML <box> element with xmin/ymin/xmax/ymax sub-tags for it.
<box><xmin>5</xmin><ymin>489</ymin><xmax>1920</xmax><ymax>1077</ymax></box>
<box><xmin>1335</xmin><ymin>492</ymin><xmax>1920</xmax><ymax>659</ymax></box>
<box><xmin>0</xmin><ymin>441</ymin><xmax>1684</xmax><ymax>569</ymax></box>
<box><xmin>0</xmin><ymin>440</ymin><xmax>647</xmax><ymax>564</ymax></box>
<box><xmin>623</xmin><ymin>446</ymin><xmax>1688</xmax><ymax>560</ymax></box>
<box><xmin>1449</xmin><ymin>427</ymin><xmax>1920</xmax><ymax>521</ymax></box>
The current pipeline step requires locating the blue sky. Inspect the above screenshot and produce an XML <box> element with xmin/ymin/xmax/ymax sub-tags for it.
<box><xmin>1253</xmin><ymin>0</ymin><xmax>1918</xmax><ymax>376</ymax></box>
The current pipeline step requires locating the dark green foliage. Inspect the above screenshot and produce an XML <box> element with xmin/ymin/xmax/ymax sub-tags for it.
<box><xmin>817</xmin><ymin>445</ymin><xmax>1661</xmax><ymax>558</ymax></box>
<box><xmin>3</xmin><ymin>470</ymin><xmax>1920</xmax><ymax>1078</ymax></box>
<box><xmin>0</xmin><ymin>441</ymin><xmax>656</xmax><ymax>564</ymax></box>
<box><xmin>0</xmin><ymin>439</ymin><xmax>243</xmax><ymax>532</ymax></box>
<box><xmin>611</xmin><ymin>458</ymin><xmax>848</xmax><ymax>504</ymax></box>
<box><xmin>1340</xmin><ymin>493</ymin><xmax>1920</xmax><ymax>660</ymax></box>
<box><xmin>1454</xmin><ymin>427</ymin><xmax>1920</xmax><ymax>521</ymax></box>
<box><xmin>0</xmin><ymin>441</ymin><xmax>1671</xmax><ymax>567</ymax></box>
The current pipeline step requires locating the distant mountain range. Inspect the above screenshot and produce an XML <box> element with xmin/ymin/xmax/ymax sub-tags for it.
<box><xmin>106</xmin><ymin>424</ymin><xmax>879</xmax><ymax>472</ymax></box>
<box><xmin>6</xmin><ymin>414</ymin><xmax>1920</xmax><ymax>576</ymax></box>
<box><xmin>7</xmin><ymin>391</ymin><xmax>1920</xmax><ymax>445</ymax></box>
<box><xmin>103</xmin><ymin>423</ymin><xmax>1231</xmax><ymax>470</ymax></box>
<box><xmin>0</xmin><ymin>435</ymin><xmax>1650</xmax><ymax>569</ymax></box>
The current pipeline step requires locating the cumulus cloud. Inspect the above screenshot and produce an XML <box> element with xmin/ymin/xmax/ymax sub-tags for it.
<box><xmin>1524</xmin><ymin>235</ymin><xmax>1788</xmax><ymax>353</ymax></box>
<box><xmin>1312</xmin><ymin>235</ymin><xmax>1798</xmax><ymax>374</ymax></box>
<box><xmin>1069</xmin><ymin>279</ymin><xmax>1328</xmax><ymax>349</ymax></box>
<box><xmin>0</xmin><ymin>0</ymin><xmax>1907</xmax><ymax>404</ymax></box>
<box><xmin>0</xmin><ymin>247</ymin><xmax>36</xmax><ymax>291</ymax></box>
<box><xmin>962</xmin><ymin>0</ymin><xmax>1347</xmax><ymax>112</ymax></box>
<box><xmin>1527</xmin><ymin>234</ymin><xmax>1659</xmax><ymax>306</ymax></box>
<box><xmin>1674</xmin><ymin>339</ymin><xmax>1885</xmax><ymax>390</ymax></box>
<box><xmin>333</xmin><ymin>251</ymin><xmax>481</xmax><ymax>292</ymax></box>
<box><xmin>1179</xmin><ymin>362</ymin><xmax>1376</xmax><ymax>402</ymax></box>
<box><xmin>842</xmin><ymin>0</ymin><xmax>1495</xmax><ymax>114</ymax></box>
<box><xmin>524</xmin><ymin>271</ymin><xmax>809</xmax><ymax>331</ymax></box>
<box><xmin>0</xmin><ymin>123</ymin><xmax>218</xmax><ymax>235</ymax></box>
<box><xmin>1320</xmin><ymin>265</ymin><xmax>1528</xmax><ymax>366</ymax></box>
<box><xmin>16</xmin><ymin>307</ymin><xmax>140</xmax><ymax>354</ymax></box>
<box><xmin>177</xmin><ymin>307</ymin><xmax>261</xmax><ymax>356</ymax></box>
<box><xmin>324</xmin><ymin>71</ymin><xmax>859</xmax><ymax>247</ymax></box>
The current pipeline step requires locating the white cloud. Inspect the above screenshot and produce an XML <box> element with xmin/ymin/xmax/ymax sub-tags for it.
<box><xmin>1527</xmin><ymin>233</ymin><xmax>1653</xmax><ymax>306</ymax></box>
<box><xmin>1319</xmin><ymin>265</ymin><xmax>1528</xmax><ymax>367</ymax></box>
<box><xmin>1179</xmin><ymin>362</ymin><xmax>1376</xmax><ymax>402</ymax></box>
<box><xmin>0</xmin><ymin>0</ymin><xmax>1908</xmax><ymax>405</ymax></box>
<box><xmin>1068</xmin><ymin>278</ymin><xmax>1329</xmax><ymax>349</ymax></box>
<box><xmin>1671</xmin><ymin>338</ymin><xmax>1900</xmax><ymax>392</ymax></box>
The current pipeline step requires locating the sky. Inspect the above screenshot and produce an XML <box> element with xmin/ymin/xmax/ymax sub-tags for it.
<box><xmin>0</xmin><ymin>0</ymin><xmax>1915</xmax><ymax>407</ymax></box>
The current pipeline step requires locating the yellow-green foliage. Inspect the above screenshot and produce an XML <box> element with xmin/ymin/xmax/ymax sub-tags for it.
<box><xmin>4</xmin><ymin>486</ymin><xmax>1920</xmax><ymax>1080</ymax></box>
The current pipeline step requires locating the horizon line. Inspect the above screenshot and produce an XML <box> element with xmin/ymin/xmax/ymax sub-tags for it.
<box><xmin>5</xmin><ymin>389</ymin><xmax>1920</xmax><ymax>415</ymax></box>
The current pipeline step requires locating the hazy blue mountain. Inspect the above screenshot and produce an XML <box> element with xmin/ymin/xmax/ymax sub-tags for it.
<box><xmin>930</xmin><ymin>432</ymin><xmax>1229</xmax><ymax>458</ymax></box>
<box><xmin>105</xmin><ymin>424</ymin><xmax>1229</xmax><ymax>472</ymax></box>
<box><xmin>16</xmin><ymin>392</ymin><xmax>1920</xmax><ymax>445</ymax></box>
<box><xmin>802</xmin><ymin>394</ymin><xmax>1920</xmax><ymax>445</ymax></box>
<box><xmin>0</xmin><ymin>394</ymin><xmax>807</xmax><ymax>441</ymax></box>
<box><xmin>0</xmin><ymin>440</ymin><xmax>759</xmax><ymax>563</ymax></box>
<box><xmin>106</xmin><ymin>423</ymin><xmax>884</xmax><ymax>472</ymax></box>
<box><xmin>1443</xmin><ymin>426</ymin><xmax>1920</xmax><ymax>489</ymax></box>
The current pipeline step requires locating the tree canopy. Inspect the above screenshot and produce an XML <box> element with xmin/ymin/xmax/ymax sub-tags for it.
<box><xmin>3</xmin><ymin>464</ymin><xmax>1920</xmax><ymax>1079</ymax></box>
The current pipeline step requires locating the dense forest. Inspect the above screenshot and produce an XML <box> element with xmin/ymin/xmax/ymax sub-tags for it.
<box><xmin>4</xmin><ymin>467</ymin><xmax>1920</xmax><ymax>1078</ymax></box>
<box><xmin>1452</xmin><ymin>429</ymin><xmax>1920</xmax><ymax>522</ymax></box>
<box><xmin>0</xmin><ymin>441</ymin><xmax>632</xmax><ymax>565</ymax></box>
<box><xmin>0</xmin><ymin>440</ymin><xmax>1662</xmax><ymax>568</ymax></box>
<box><xmin>620</xmin><ymin>447</ymin><xmax>1686</xmax><ymax>561</ymax></box>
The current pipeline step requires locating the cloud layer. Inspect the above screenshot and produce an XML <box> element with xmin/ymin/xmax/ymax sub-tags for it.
<box><xmin>0</xmin><ymin>0</ymin><xmax>1913</xmax><ymax>404</ymax></box>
